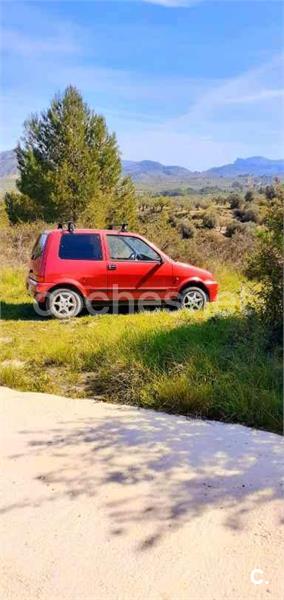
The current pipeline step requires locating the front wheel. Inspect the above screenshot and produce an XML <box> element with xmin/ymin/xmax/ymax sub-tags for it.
<box><xmin>180</xmin><ymin>286</ymin><xmax>207</xmax><ymax>311</ymax></box>
<box><xmin>48</xmin><ymin>288</ymin><xmax>83</xmax><ymax>319</ymax></box>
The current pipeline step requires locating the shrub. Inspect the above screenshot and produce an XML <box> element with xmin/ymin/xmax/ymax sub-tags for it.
<box><xmin>202</xmin><ymin>209</ymin><xmax>219</xmax><ymax>229</ymax></box>
<box><xmin>4</xmin><ymin>191</ymin><xmax>42</xmax><ymax>224</ymax></box>
<box><xmin>242</xmin><ymin>205</ymin><xmax>260</xmax><ymax>223</ymax></box>
<box><xmin>265</xmin><ymin>185</ymin><xmax>277</xmax><ymax>200</ymax></box>
<box><xmin>244</xmin><ymin>190</ymin><xmax>254</xmax><ymax>203</ymax></box>
<box><xmin>246</xmin><ymin>188</ymin><xmax>283</xmax><ymax>334</ymax></box>
<box><xmin>0</xmin><ymin>221</ymin><xmax>48</xmax><ymax>267</ymax></box>
<box><xmin>228</xmin><ymin>193</ymin><xmax>241</xmax><ymax>209</ymax></box>
<box><xmin>234</xmin><ymin>204</ymin><xmax>260</xmax><ymax>224</ymax></box>
<box><xmin>192</xmin><ymin>198</ymin><xmax>210</xmax><ymax>210</ymax></box>
<box><xmin>212</xmin><ymin>194</ymin><xmax>227</xmax><ymax>206</ymax></box>
<box><xmin>226</xmin><ymin>221</ymin><xmax>243</xmax><ymax>237</ymax></box>
<box><xmin>178</xmin><ymin>219</ymin><xmax>196</xmax><ymax>239</ymax></box>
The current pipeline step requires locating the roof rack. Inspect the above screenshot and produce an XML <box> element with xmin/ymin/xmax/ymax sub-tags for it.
<box><xmin>109</xmin><ymin>222</ymin><xmax>128</xmax><ymax>232</ymax></box>
<box><xmin>57</xmin><ymin>222</ymin><xmax>75</xmax><ymax>233</ymax></box>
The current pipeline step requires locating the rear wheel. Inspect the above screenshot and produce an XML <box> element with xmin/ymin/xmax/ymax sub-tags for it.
<box><xmin>180</xmin><ymin>286</ymin><xmax>207</xmax><ymax>311</ymax></box>
<box><xmin>34</xmin><ymin>299</ymin><xmax>48</xmax><ymax>317</ymax></box>
<box><xmin>48</xmin><ymin>288</ymin><xmax>83</xmax><ymax>319</ymax></box>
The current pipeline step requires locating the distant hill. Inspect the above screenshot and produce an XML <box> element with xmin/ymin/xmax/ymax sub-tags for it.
<box><xmin>0</xmin><ymin>150</ymin><xmax>283</xmax><ymax>193</ymax></box>
<box><xmin>122</xmin><ymin>156</ymin><xmax>284</xmax><ymax>190</ymax></box>
<box><xmin>0</xmin><ymin>150</ymin><xmax>18</xmax><ymax>177</ymax></box>
<box><xmin>123</xmin><ymin>160</ymin><xmax>193</xmax><ymax>180</ymax></box>
<box><xmin>206</xmin><ymin>156</ymin><xmax>284</xmax><ymax>177</ymax></box>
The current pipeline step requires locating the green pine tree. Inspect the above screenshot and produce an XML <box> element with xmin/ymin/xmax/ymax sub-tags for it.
<box><xmin>11</xmin><ymin>86</ymin><xmax>136</xmax><ymax>225</ymax></box>
<box><xmin>105</xmin><ymin>177</ymin><xmax>138</xmax><ymax>230</ymax></box>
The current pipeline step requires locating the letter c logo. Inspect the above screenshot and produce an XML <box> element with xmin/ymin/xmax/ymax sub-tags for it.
<box><xmin>251</xmin><ymin>569</ymin><xmax>264</xmax><ymax>585</ymax></box>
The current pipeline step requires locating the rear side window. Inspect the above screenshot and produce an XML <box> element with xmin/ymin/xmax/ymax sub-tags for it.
<box><xmin>31</xmin><ymin>234</ymin><xmax>48</xmax><ymax>260</ymax></box>
<box><xmin>59</xmin><ymin>234</ymin><xmax>103</xmax><ymax>260</ymax></box>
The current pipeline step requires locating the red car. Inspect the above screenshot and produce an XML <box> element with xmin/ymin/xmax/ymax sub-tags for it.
<box><xmin>27</xmin><ymin>224</ymin><xmax>218</xmax><ymax>318</ymax></box>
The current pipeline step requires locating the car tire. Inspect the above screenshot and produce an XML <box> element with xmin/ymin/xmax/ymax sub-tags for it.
<box><xmin>48</xmin><ymin>288</ymin><xmax>83</xmax><ymax>319</ymax></box>
<box><xmin>34</xmin><ymin>299</ymin><xmax>48</xmax><ymax>317</ymax></box>
<box><xmin>180</xmin><ymin>286</ymin><xmax>207</xmax><ymax>311</ymax></box>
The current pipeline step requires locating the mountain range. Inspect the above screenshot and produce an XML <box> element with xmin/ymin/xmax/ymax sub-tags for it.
<box><xmin>1</xmin><ymin>150</ymin><xmax>283</xmax><ymax>184</ymax></box>
<box><xmin>123</xmin><ymin>157</ymin><xmax>284</xmax><ymax>181</ymax></box>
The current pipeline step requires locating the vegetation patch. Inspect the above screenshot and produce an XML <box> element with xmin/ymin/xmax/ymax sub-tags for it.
<box><xmin>0</xmin><ymin>267</ymin><xmax>282</xmax><ymax>434</ymax></box>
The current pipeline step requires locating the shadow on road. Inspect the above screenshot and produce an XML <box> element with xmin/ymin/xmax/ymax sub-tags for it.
<box><xmin>2</xmin><ymin>405</ymin><xmax>283</xmax><ymax>551</ymax></box>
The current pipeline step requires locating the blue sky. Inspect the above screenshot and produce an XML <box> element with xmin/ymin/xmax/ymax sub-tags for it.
<box><xmin>1</xmin><ymin>0</ymin><xmax>283</xmax><ymax>169</ymax></box>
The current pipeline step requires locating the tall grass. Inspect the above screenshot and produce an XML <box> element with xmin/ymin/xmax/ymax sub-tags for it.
<box><xmin>0</xmin><ymin>267</ymin><xmax>282</xmax><ymax>433</ymax></box>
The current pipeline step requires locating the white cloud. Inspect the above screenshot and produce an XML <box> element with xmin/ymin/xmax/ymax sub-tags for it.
<box><xmin>171</xmin><ymin>54</ymin><xmax>284</xmax><ymax>126</ymax></box>
<box><xmin>225</xmin><ymin>88</ymin><xmax>284</xmax><ymax>104</ymax></box>
<box><xmin>113</xmin><ymin>54</ymin><xmax>284</xmax><ymax>168</ymax></box>
<box><xmin>117</xmin><ymin>122</ymin><xmax>264</xmax><ymax>168</ymax></box>
<box><xmin>1</xmin><ymin>26</ymin><xmax>82</xmax><ymax>57</ymax></box>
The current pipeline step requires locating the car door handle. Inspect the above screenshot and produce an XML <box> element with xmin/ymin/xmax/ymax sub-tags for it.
<box><xmin>107</xmin><ymin>263</ymin><xmax>117</xmax><ymax>270</ymax></box>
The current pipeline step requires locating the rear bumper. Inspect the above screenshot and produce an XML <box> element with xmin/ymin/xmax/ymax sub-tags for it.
<box><xmin>26</xmin><ymin>277</ymin><xmax>51</xmax><ymax>302</ymax></box>
<box><xmin>204</xmin><ymin>280</ymin><xmax>218</xmax><ymax>302</ymax></box>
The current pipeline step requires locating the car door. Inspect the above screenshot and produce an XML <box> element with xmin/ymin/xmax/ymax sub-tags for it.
<box><xmin>105</xmin><ymin>233</ymin><xmax>174</xmax><ymax>301</ymax></box>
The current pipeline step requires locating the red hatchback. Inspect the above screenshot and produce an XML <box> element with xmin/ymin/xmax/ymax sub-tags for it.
<box><xmin>27</xmin><ymin>225</ymin><xmax>218</xmax><ymax>318</ymax></box>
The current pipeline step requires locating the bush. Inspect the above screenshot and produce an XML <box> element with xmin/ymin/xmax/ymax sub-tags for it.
<box><xmin>202</xmin><ymin>209</ymin><xmax>219</xmax><ymax>229</ymax></box>
<box><xmin>0</xmin><ymin>222</ymin><xmax>48</xmax><ymax>267</ymax></box>
<box><xmin>178</xmin><ymin>219</ymin><xmax>196</xmax><ymax>239</ymax></box>
<box><xmin>226</xmin><ymin>220</ymin><xmax>256</xmax><ymax>239</ymax></box>
<box><xmin>242</xmin><ymin>205</ymin><xmax>260</xmax><ymax>223</ymax></box>
<box><xmin>226</xmin><ymin>221</ymin><xmax>243</xmax><ymax>237</ymax></box>
<box><xmin>234</xmin><ymin>204</ymin><xmax>260</xmax><ymax>224</ymax></box>
<box><xmin>4</xmin><ymin>191</ymin><xmax>42</xmax><ymax>224</ymax></box>
<box><xmin>212</xmin><ymin>194</ymin><xmax>227</xmax><ymax>206</ymax></box>
<box><xmin>246</xmin><ymin>188</ymin><xmax>283</xmax><ymax>334</ymax></box>
<box><xmin>245</xmin><ymin>190</ymin><xmax>254</xmax><ymax>203</ymax></box>
<box><xmin>192</xmin><ymin>198</ymin><xmax>210</xmax><ymax>210</ymax></box>
<box><xmin>265</xmin><ymin>185</ymin><xmax>277</xmax><ymax>200</ymax></box>
<box><xmin>228</xmin><ymin>193</ymin><xmax>241</xmax><ymax>209</ymax></box>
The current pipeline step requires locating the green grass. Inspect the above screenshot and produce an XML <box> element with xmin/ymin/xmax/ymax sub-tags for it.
<box><xmin>0</xmin><ymin>266</ymin><xmax>282</xmax><ymax>433</ymax></box>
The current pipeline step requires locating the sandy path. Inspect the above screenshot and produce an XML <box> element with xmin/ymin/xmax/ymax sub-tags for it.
<box><xmin>0</xmin><ymin>386</ymin><xmax>283</xmax><ymax>600</ymax></box>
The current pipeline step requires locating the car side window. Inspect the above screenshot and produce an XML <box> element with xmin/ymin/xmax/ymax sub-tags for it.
<box><xmin>107</xmin><ymin>236</ymin><xmax>133</xmax><ymax>260</ymax></box>
<box><xmin>107</xmin><ymin>235</ymin><xmax>160</xmax><ymax>261</ymax></box>
<box><xmin>31</xmin><ymin>233</ymin><xmax>48</xmax><ymax>259</ymax></box>
<box><xmin>59</xmin><ymin>234</ymin><xmax>103</xmax><ymax>260</ymax></box>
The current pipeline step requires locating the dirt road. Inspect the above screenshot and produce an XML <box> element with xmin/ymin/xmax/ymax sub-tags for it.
<box><xmin>0</xmin><ymin>386</ymin><xmax>283</xmax><ymax>599</ymax></box>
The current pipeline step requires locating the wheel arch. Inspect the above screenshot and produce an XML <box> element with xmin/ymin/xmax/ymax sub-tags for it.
<box><xmin>178</xmin><ymin>279</ymin><xmax>209</xmax><ymax>300</ymax></box>
<box><xmin>47</xmin><ymin>282</ymin><xmax>86</xmax><ymax>300</ymax></box>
